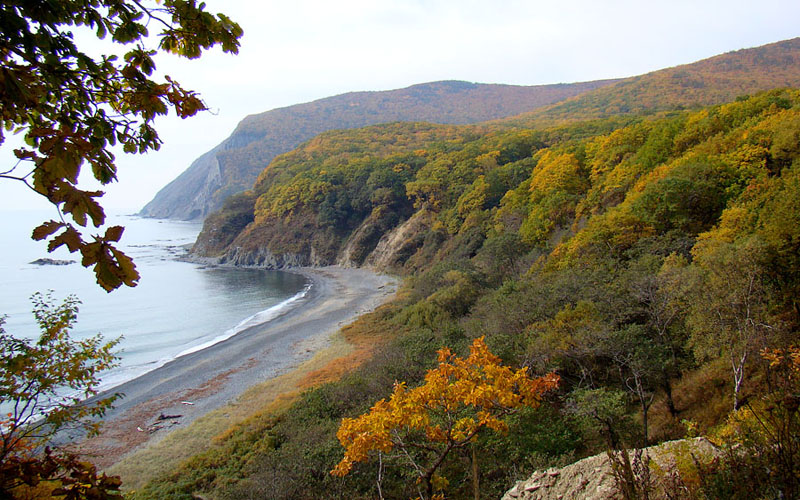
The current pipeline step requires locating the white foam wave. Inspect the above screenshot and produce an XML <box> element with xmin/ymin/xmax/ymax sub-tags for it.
<box><xmin>175</xmin><ymin>283</ymin><xmax>312</xmax><ymax>358</ymax></box>
<box><xmin>94</xmin><ymin>283</ymin><xmax>312</xmax><ymax>393</ymax></box>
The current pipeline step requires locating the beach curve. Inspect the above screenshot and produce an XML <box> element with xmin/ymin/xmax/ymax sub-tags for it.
<box><xmin>77</xmin><ymin>265</ymin><xmax>398</xmax><ymax>469</ymax></box>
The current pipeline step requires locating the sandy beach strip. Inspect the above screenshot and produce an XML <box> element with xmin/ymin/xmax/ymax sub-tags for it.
<box><xmin>77</xmin><ymin>265</ymin><xmax>397</xmax><ymax>468</ymax></box>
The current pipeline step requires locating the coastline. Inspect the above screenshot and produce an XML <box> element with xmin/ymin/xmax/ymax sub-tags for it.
<box><xmin>77</xmin><ymin>265</ymin><xmax>398</xmax><ymax>470</ymax></box>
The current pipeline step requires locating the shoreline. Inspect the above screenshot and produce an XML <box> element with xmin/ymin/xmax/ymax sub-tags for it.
<box><xmin>77</xmin><ymin>265</ymin><xmax>398</xmax><ymax>469</ymax></box>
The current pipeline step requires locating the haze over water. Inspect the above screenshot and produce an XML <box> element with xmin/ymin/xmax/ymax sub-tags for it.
<box><xmin>0</xmin><ymin>211</ymin><xmax>308</xmax><ymax>390</ymax></box>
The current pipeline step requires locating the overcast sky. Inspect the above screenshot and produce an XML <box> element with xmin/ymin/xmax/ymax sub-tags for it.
<box><xmin>2</xmin><ymin>0</ymin><xmax>800</xmax><ymax>213</ymax></box>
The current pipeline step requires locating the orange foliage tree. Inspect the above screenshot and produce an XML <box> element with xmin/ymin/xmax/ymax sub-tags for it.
<box><xmin>331</xmin><ymin>336</ymin><xmax>559</xmax><ymax>499</ymax></box>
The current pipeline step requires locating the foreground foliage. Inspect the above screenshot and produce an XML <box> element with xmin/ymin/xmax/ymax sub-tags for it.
<box><xmin>0</xmin><ymin>0</ymin><xmax>242</xmax><ymax>291</ymax></box>
<box><xmin>0</xmin><ymin>294</ymin><xmax>121</xmax><ymax>498</ymax></box>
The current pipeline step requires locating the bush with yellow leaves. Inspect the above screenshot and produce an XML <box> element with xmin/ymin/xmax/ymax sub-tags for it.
<box><xmin>331</xmin><ymin>336</ymin><xmax>558</xmax><ymax>499</ymax></box>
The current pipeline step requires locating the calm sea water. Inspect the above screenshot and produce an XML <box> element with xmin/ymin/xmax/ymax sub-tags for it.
<box><xmin>0</xmin><ymin>210</ymin><xmax>308</xmax><ymax>391</ymax></box>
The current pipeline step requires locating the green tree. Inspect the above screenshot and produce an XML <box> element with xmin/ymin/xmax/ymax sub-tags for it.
<box><xmin>626</xmin><ymin>254</ymin><xmax>692</xmax><ymax>418</ymax></box>
<box><xmin>0</xmin><ymin>0</ymin><xmax>242</xmax><ymax>291</ymax></box>
<box><xmin>0</xmin><ymin>293</ymin><xmax>120</xmax><ymax>498</ymax></box>
<box><xmin>689</xmin><ymin>238</ymin><xmax>775</xmax><ymax>410</ymax></box>
<box><xmin>605</xmin><ymin>324</ymin><xmax>663</xmax><ymax>447</ymax></box>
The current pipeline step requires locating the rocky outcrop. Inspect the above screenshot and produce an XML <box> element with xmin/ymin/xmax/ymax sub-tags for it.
<box><xmin>139</xmin><ymin>143</ymin><xmax>227</xmax><ymax>220</ymax></box>
<box><xmin>195</xmin><ymin>209</ymin><xmax>431</xmax><ymax>273</ymax></box>
<box><xmin>502</xmin><ymin>438</ymin><xmax>720</xmax><ymax>500</ymax></box>
<box><xmin>29</xmin><ymin>258</ymin><xmax>75</xmax><ymax>266</ymax></box>
<box><xmin>218</xmin><ymin>246</ymin><xmax>317</xmax><ymax>269</ymax></box>
<box><xmin>336</xmin><ymin>208</ymin><xmax>403</xmax><ymax>268</ymax></box>
<box><xmin>363</xmin><ymin>210</ymin><xmax>432</xmax><ymax>271</ymax></box>
<box><xmin>198</xmin><ymin>210</ymin><xmax>342</xmax><ymax>270</ymax></box>
<box><xmin>140</xmin><ymin>79</ymin><xmax>618</xmax><ymax>220</ymax></box>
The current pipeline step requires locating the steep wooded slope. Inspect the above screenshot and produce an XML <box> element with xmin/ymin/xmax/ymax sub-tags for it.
<box><xmin>197</xmin><ymin>38</ymin><xmax>800</xmax><ymax>252</ymax></box>
<box><xmin>139</xmin><ymin>79</ymin><xmax>617</xmax><ymax>220</ymax></box>
<box><xmin>144</xmin><ymin>88</ymin><xmax>800</xmax><ymax>500</ymax></box>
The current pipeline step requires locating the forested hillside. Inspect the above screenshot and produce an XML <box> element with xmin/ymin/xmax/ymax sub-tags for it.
<box><xmin>120</xmin><ymin>37</ymin><xmax>800</xmax><ymax>500</ymax></box>
<box><xmin>193</xmin><ymin>38</ymin><xmax>800</xmax><ymax>266</ymax></box>
<box><xmin>136</xmin><ymin>86</ymin><xmax>800</xmax><ymax>499</ymax></box>
<box><xmin>139</xmin><ymin>80</ymin><xmax>617</xmax><ymax>220</ymax></box>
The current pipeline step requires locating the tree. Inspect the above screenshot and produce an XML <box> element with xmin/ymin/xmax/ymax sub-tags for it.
<box><xmin>605</xmin><ymin>325</ymin><xmax>663</xmax><ymax>447</ymax></box>
<box><xmin>1</xmin><ymin>293</ymin><xmax>120</xmax><ymax>498</ymax></box>
<box><xmin>331</xmin><ymin>336</ymin><xmax>559</xmax><ymax>499</ymax></box>
<box><xmin>689</xmin><ymin>238</ymin><xmax>775</xmax><ymax>410</ymax></box>
<box><xmin>0</xmin><ymin>2</ymin><xmax>241</xmax><ymax>496</ymax></box>
<box><xmin>626</xmin><ymin>254</ymin><xmax>692</xmax><ymax>418</ymax></box>
<box><xmin>0</xmin><ymin>0</ymin><xmax>243</xmax><ymax>291</ymax></box>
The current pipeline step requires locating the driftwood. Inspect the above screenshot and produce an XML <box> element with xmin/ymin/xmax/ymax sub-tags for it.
<box><xmin>157</xmin><ymin>413</ymin><xmax>183</xmax><ymax>420</ymax></box>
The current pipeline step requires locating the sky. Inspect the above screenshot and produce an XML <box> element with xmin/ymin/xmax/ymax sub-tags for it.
<box><xmin>2</xmin><ymin>0</ymin><xmax>800</xmax><ymax>213</ymax></box>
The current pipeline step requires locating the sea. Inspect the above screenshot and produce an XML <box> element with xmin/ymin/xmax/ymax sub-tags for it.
<box><xmin>0</xmin><ymin>210</ymin><xmax>309</xmax><ymax>392</ymax></box>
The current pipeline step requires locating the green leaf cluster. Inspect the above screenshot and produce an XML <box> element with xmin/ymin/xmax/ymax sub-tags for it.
<box><xmin>1</xmin><ymin>293</ymin><xmax>120</xmax><ymax>498</ymax></box>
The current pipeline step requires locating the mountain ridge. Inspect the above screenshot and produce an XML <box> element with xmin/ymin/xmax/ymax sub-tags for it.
<box><xmin>505</xmin><ymin>37</ymin><xmax>800</xmax><ymax>127</ymax></box>
<box><xmin>138</xmin><ymin>79</ymin><xmax>619</xmax><ymax>219</ymax></box>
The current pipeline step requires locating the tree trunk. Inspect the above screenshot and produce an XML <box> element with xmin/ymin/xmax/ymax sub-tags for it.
<box><xmin>662</xmin><ymin>376</ymin><xmax>677</xmax><ymax>417</ymax></box>
<box><xmin>732</xmin><ymin>351</ymin><xmax>747</xmax><ymax>411</ymax></box>
<box><xmin>472</xmin><ymin>442</ymin><xmax>480</xmax><ymax>500</ymax></box>
<box><xmin>640</xmin><ymin>397</ymin><xmax>649</xmax><ymax>448</ymax></box>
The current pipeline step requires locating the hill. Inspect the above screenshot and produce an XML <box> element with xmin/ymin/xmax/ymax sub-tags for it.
<box><xmin>138</xmin><ymin>79</ymin><xmax>617</xmax><ymax>220</ymax></box>
<box><xmin>192</xmin><ymin>38</ymin><xmax>800</xmax><ymax>270</ymax></box>
<box><xmin>138</xmin><ymin>86</ymin><xmax>800</xmax><ymax>500</ymax></box>
<box><xmin>507</xmin><ymin>37</ymin><xmax>800</xmax><ymax>126</ymax></box>
<box><xmin>126</xmin><ymin>38</ymin><xmax>800</xmax><ymax>500</ymax></box>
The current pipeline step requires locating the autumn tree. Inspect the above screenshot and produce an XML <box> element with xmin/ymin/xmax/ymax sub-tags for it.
<box><xmin>331</xmin><ymin>336</ymin><xmax>559</xmax><ymax>499</ymax></box>
<box><xmin>0</xmin><ymin>0</ymin><xmax>242</xmax><ymax>291</ymax></box>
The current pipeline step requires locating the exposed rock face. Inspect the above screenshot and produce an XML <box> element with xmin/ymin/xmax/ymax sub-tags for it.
<box><xmin>502</xmin><ymin>438</ymin><xmax>720</xmax><ymax>500</ymax></box>
<box><xmin>218</xmin><ymin>246</ymin><xmax>316</xmax><ymax>268</ymax></box>
<box><xmin>139</xmin><ymin>143</ymin><xmax>226</xmax><ymax>221</ymax></box>
<box><xmin>197</xmin><ymin>210</ymin><xmax>431</xmax><ymax>273</ymax></box>
<box><xmin>336</xmin><ymin>208</ymin><xmax>403</xmax><ymax>268</ymax></box>
<box><xmin>140</xmin><ymin>79</ymin><xmax>618</xmax><ymax>220</ymax></box>
<box><xmin>363</xmin><ymin>211</ymin><xmax>432</xmax><ymax>271</ymax></box>
<box><xmin>200</xmin><ymin>209</ymin><xmax>343</xmax><ymax>270</ymax></box>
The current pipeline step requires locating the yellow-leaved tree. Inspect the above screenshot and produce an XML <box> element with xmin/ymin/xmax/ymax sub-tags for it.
<box><xmin>331</xmin><ymin>336</ymin><xmax>559</xmax><ymax>499</ymax></box>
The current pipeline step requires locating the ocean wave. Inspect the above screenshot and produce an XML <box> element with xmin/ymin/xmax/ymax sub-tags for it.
<box><xmin>174</xmin><ymin>283</ymin><xmax>312</xmax><ymax>358</ymax></box>
<box><xmin>95</xmin><ymin>282</ymin><xmax>313</xmax><ymax>393</ymax></box>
